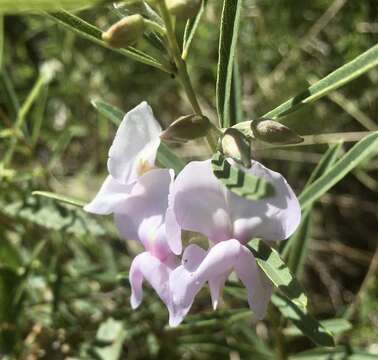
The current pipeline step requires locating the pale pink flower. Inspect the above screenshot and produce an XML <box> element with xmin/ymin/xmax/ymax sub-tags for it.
<box><xmin>84</xmin><ymin>101</ymin><xmax>161</xmax><ymax>215</ymax></box>
<box><xmin>84</xmin><ymin>102</ymin><xmax>180</xmax><ymax>320</ymax></box>
<box><xmin>167</xmin><ymin>159</ymin><xmax>301</xmax><ymax>325</ymax></box>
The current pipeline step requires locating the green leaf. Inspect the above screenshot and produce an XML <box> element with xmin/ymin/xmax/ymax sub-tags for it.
<box><xmin>92</xmin><ymin>318</ymin><xmax>126</xmax><ymax>360</ymax></box>
<box><xmin>156</xmin><ymin>143</ymin><xmax>185</xmax><ymax>174</ymax></box>
<box><xmin>1</xmin><ymin>197</ymin><xmax>105</xmax><ymax>237</ymax></box>
<box><xmin>248</xmin><ymin>239</ymin><xmax>307</xmax><ymax>310</ymax></box>
<box><xmin>48</xmin><ymin>11</ymin><xmax>169</xmax><ymax>72</ymax></box>
<box><xmin>299</xmin><ymin>132</ymin><xmax>378</xmax><ymax>209</ymax></box>
<box><xmin>216</xmin><ymin>0</ymin><xmax>242</xmax><ymax>127</ymax></box>
<box><xmin>0</xmin><ymin>16</ymin><xmax>3</xmax><ymax>70</ymax></box>
<box><xmin>290</xmin><ymin>346</ymin><xmax>378</xmax><ymax>360</ymax></box>
<box><xmin>285</xmin><ymin>318</ymin><xmax>352</xmax><ymax>337</ymax></box>
<box><xmin>32</xmin><ymin>191</ymin><xmax>86</xmax><ymax>208</ymax></box>
<box><xmin>91</xmin><ymin>99</ymin><xmax>124</xmax><ymax>126</ymax></box>
<box><xmin>3</xmin><ymin>73</ymin><xmax>48</xmax><ymax>165</ymax></box>
<box><xmin>182</xmin><ymin>0</ymin><xmax>205</xmax><ymax>60</ymax></box>
<box><xmin>282</xmin><ymin>144</ymin><xmax>343</xmax><ymax>273</ymax></box>
<box><xmin>230</xmin><ymin>53</ymin><xmax>243</xmax><ymax>125</ymax></box>
<box><xmin>264</xmin><ymin>43</ymin><xmax>378</xmax><ymax>119</ymax></box>
<box><xmin>91</xmin><ymin>98</ymin><xmax>185</xmax><ymax>174</ymax></box>
<box><xmin>272</xmin><ymin>293</ymin><xmax>334</xmax><ymax>347</ymax></box>
<box><xmin>211</xmin><ymin>152</ymin><xmax>275</xmax><ymax>200</ymax></box>
<box><xmin>0</xmin><ymin>0</ymin><xmax>105</xmax><ymax>13</ymax></box>
<box><xmin>304</xmin><ymin>143</ymin><xmax>344</xmax><ymax>188</ymax></box>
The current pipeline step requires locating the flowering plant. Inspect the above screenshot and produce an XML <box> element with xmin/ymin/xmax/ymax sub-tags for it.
<box><xmin>2</xmin><ymin>0</ymin><xmax>378</xmax><ymax>358</ymax></box>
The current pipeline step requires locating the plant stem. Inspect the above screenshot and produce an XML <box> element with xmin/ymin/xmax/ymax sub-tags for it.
<box><xmin>158</xmin><ymin>1</ymin><xmax>219</xmax><ymax>151</ymax></box>
<box><xmin>158</xmin><ymin>2</ymin><xmax>202</xmax><ymax>115</ymax></box>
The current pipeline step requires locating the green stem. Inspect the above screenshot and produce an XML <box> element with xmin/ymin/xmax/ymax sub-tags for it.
<box><xmin>158</xmin><ymin>2</ymin><xmax>219</xmax><ymax>151</ymax></box>
<box><xmin>159</xmin><ymin>2</ymin><xmax>202</xmax><ymax>115</ymax></box>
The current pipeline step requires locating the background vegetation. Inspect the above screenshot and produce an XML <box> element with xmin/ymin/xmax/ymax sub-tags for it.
<box><xmin>0</xmin><ymin>0</ymin><xmax>377</xmax><ymax>358</ymax></box>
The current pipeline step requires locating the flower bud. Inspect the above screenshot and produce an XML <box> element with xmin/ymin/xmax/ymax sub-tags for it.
<box><xmin>160</xmin><ymin>114</ymin><xmax>211</xmax><ymax>143</ymax></box>
<box><xmin>102</xmin><ymin>14</ymin><xmax>145</xmax><ymax>48</ymax></box>
<box><xmin>221</xmin><ymin>128</ymin><xmax>251</xmax><ymax>168</ymax></box>
<box><xmin>166</xmin><ymin>0</ymin><xmax>202</xmax><ymax>20</ymax></box>
<box><xmin>251</xmin><ymin>119</ymin><xmax>303</xmax><ymax>145</ymax></box>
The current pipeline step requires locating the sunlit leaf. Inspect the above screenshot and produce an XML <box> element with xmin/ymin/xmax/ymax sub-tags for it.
<box><xmin>282</xmin><ymin>144</ymin><xmax>343</xmax><ymax>274</ymax></box>
<box><xmin>299</xmin><ymin>132</ymin><xmax>378</xmax><ymax>209</ymax></box>
<box><xmin>248</xmin><ymin>239</ymin><xmax>307</xmax><ymax>310</ymax></box>
<box><xmin>264</xmin><ymin>43</ymin><xmax>378</xmax><ymax>119</ymax></box>
<box><xmin>216</xmin><ymin>0</ymin><xmax>242</xmax><ymax>127</ymax></box>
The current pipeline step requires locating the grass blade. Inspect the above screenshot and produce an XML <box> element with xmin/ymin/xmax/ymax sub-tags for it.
<box><xmin>216</xmin><ymin>0</ymin><xmax>242</xmax><ymax>127</ymax></box>
<box><xmin>281</xmin><ymin>144</ymin><xmax>343</xmax><ymax>274</ymax></box>
<box><xmin>299</xmin><ymin>132</ymin><xmax>378</xmax><ymax>209</ymax></box>
<box><xmin>264</xmin><ymin>43</ymin><xmax>378</xmax><ymax>120</ymax></box>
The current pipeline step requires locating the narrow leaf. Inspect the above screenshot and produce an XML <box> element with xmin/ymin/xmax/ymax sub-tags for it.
<box><xmin>290</xmin><ymin>346</ymin><xmax>378</xmax><ymax>360</ymax></box>
<box><xmin>156</xmin><ymin>142</ymin><xmax>185</xmax><ymax>174</ymax></box>
<box><xmin>272</xmin><ymin>293</ymin><xmax>334</xmax><ymax>347</ymax></box>
<box><xmin>285</xmin><ymin>318</ymin><xmax>352</xmax><ymax>337</ymax></box>
<box><xmin>0</xmin><ymin>15</ymin><xmax>3</xmax><ymax>70</ymax></box>
<box><xmin>0</xmin><ymin>0</ymin><xmax>104</xmax><ymax>13</ymax></box>
<box><xmin>1</xmin><ymin>197</ymin><xmax>105</xmax><ymax>237</ymax></box>
<box><xmin>299</xmin><ymin>132</ymin><xmax>378</xmax><ymax>209</ymax></box>
<box><xmin>281</xmin><ymin>144</ymin><xmax>343</xmax><ymax>273</ymax></box>
<box><xmin>32</xmin><ymin>191</ymin><xmax>86</xmax><ymax>208</ymax></box>
<box><xmin>182</xmin><ymin>0</ymin><xmax>205</xmax><ymax>60</ymax></box>
<box><xmin>211</xmin><ymin>152</ymin><xmax>275</xmax><ymax>200</ymax></box>
<box><xmin>91</xmin><ymin>99</ymin><xmax>124</xmax><ymax>126</ymax></box>
<box><xmin>264</xmin><ymin>43</ymin><xmax>378</xmax><ymax>119</ymax></box>
<box><xmin>48</xmin><ymin>11</ymin><xmax>169</xmax><ymax>72</ymax></box>
<box><xmin>230</xmin><ymin>53</ymin><xmax>243</xmax><ymax>124</ymax></box>
<box><xmin>216</xmin><ymin>0</ymin><xmax>242</xmax><ymax>127</ymax></box>
<box><xmin>248</xmin><ymin>239</ymin><xmax>307</xmax><ymax>310</ymax></box>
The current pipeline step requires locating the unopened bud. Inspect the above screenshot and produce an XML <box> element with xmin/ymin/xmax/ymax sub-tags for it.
<box><xmin>221</xmin><ymin>128</ymin><xmax>251</xmax><ymax>168</ymax></box>
<box><xmin>160</xmin><ymin>114</ymin><xmax>211</xmax><ymax>143</ymax></box>
<box><xmin>251</xmin><ymin>119</ymin><xmax>303</xmax><ymax>145</ymax></box>
<box><xmin>102</xmin><ymin>14</ymin><xmax>145</xmax><ymax>48</ymax></box>
<box><xmin>166</xmin><ymin>0</ymin><xmax>202</xmax><ymax>20</ymax></box>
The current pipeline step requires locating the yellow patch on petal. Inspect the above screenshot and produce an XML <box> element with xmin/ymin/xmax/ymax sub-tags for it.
<box><xmin>137</xmin><ymin>159</ymin><xmax>153</xmax><ymax>177</ymax></box>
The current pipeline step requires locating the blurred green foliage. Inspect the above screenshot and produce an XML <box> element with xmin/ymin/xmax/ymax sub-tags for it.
<box><xmin>0</xmin><ymin>0</ymin><xmax>377</xmax><ymax>358</ymax></box>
